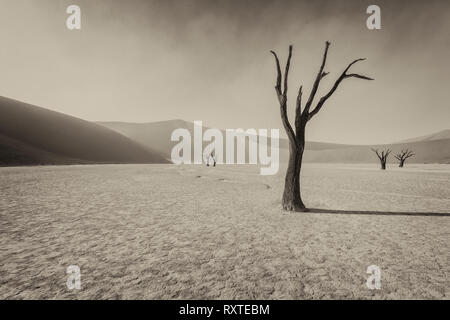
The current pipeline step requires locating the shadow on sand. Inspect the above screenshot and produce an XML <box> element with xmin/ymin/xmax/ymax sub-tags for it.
<box><xmin>308</xmin><ymin>208</ymin><xmax>450</xmax><ymax>217</ymax></box>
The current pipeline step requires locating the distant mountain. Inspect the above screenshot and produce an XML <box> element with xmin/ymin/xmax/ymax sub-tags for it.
<box><xmin>0</xmin><ymin>96</ymin><xmax>168</xmax><ymax>166</ymax></box>
<box><xmin>100</xmin><ymin>120</ymin><xmax>450</xmax><ymax>164</ymax></box>
<box><xmin>396</xmin><ymin>129</ymin><xmax>450</xmax><ymax>143</ymax></box>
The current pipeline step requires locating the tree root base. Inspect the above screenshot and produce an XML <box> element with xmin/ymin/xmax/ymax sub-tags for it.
<box><xmin>282</xmin><ymin>203</ymin><xmax>309</xmax><ymax>212</ymax></box>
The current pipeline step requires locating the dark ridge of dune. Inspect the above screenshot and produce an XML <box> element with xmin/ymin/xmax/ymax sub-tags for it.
<box><xmin>0</xmin><ymin>133</ymin><xmax>86</xmax><ymax>166</ymax></box>
<box><xmin>0</xmin><ymin>96</ymin><xmax>168</xmax><ymax>166</ymax></box>
<box><xmin>396</xmin><ymin>129</ymin><xmax>450</xmax><ymax>143</ymax></box>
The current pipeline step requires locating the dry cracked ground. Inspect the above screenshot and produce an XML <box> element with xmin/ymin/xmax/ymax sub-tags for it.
<box><xmin>1</xmin><ymin>163</ymin><xmax>449</xmax><ymax>299</ymax></box>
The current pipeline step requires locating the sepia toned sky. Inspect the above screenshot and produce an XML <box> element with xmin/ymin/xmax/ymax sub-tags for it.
<box><xmin>0</xmin><ymin>0</ymin><xmax>449</xmax><ymax>144</ymax></box>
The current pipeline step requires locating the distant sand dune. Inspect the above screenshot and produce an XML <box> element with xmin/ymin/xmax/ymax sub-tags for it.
<box><xmin>0</xmin><ymin>96</ymin><xmax>168</xmax><ymax>165</ymax></box>
<box><xmin>99</xmin><ymin>120</ymin><xmax>450</xmax><ymax>164</ymax></box>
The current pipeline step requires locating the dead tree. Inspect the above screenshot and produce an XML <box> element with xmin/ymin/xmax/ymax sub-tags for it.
<box><xmin>394</xmin><ymin>149</ymin><xmax>414</xmax><ymax>167</ymax></box>
<box><xmin>205</xmin><ymin>152</ymin><xmax>216</xmax><ymax>167</ymax></box>
<box><xmin>371</xmin><ymin>148</ymin><xmax>391</xmax><ymax>170</ymax></box>
<box><xmin>270</xmin><ymin>42</ymin><xmax>373</xmax><ymax>211</ymax></box>
<box><xmin>210</xmin><ymin>151</ymin><xmax>216</xmax><ymax>167</ymax></box>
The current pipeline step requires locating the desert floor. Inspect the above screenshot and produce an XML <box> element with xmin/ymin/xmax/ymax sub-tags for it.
<box><xmin>1</xmin><ymin>163</ymin><xmax>449</xmax><ymax>299</ymax></box>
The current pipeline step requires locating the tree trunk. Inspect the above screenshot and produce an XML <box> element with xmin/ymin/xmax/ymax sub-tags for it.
<box><xmin>399</xmin><ymin>160</ymin><xmax>404</xmax><ymax>168</ymax></box>
<box><xmin>381</xmin><ymin>161</ymin><xmax>386</xmax><ymax>170</ymax></box>
<box><xmin>282</xmin><ymin>136</ymin><xmax>306</xmax><ymax>212</ymax></box>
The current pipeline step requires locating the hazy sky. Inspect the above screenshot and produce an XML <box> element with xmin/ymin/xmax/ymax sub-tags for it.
<box><xmin>0</xmin><ymin>0</ymin><xmax>449</xmax><ymax>144</ymax></box>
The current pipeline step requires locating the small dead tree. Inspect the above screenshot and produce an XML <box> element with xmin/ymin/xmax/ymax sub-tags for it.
<box><xmin>371</xmin><ymin>148</ymin><xmax>391</xmax><ymax>170</ymax></box>
<box><xmin>270</xmin><ymin>42</ymin><xmax>373</xmax><ymax>211</ymax></box>
<box><xmin>205</xmin><ymin>151</ymin><xmax>216</xmax><ymax>167</ymax></box>
<box><xmin>394</xmin><ymin>149</ymin><xmax>414</xmax><ymax>167</ymax></box>
<box><xmin>210</xmin><ymin>151</ymin><xmax>216</xmax><ymax>167</ymax></box>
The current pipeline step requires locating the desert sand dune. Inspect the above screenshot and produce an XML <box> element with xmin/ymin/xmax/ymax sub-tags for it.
<box><xmin>0</xmin><ymin>96</ymin><xmax>168</xmax><ymax>165</ymax></box>
<box><xmin>99</xmin><ymin>120</ymin><xmax>450</xmax><ymax>164</ymax></box>
<box><xmin>1</xmin><ymin>163</ymin><xmax>449</xmax><ymax>299</ymax></box>
<box><xmin>98</xmin><ymin>120</ymin><xmax>351</xmax><ymax>160</ymax></box>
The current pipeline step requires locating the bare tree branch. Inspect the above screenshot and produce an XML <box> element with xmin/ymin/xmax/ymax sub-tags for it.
<box><xmin>405</xmin><ymin>149</ymin><xmax>415</xmax><ymax>159</ymax></box>
<box><xmin>385</xmin><ymin>149</ymin><xmax>392</xmax><ymax>157</ymax></box>
<box><xmin>308</xmin><ymin>57</ymin><xmax>374</xmax><ymax>121</ymax></box>
<box><xmin>283</xmin><ymin>45</ymin><xmax>293</xmax><ymax>96</ymax></box>
<box><xmin>371</xmin><ymin>148</ymin><xmax>382</xmax><ymax>160</ymax></box>
<box><xmin>345</xmin><ymin>73</ymin><xmax>374</xmax><ymax>80</ymax></box>
<box><xmin>395</xmin><ymin>149</ymin><xmax>415</xmax><ymax>161</ymax></box>
<box><xmin>271</xmin><ymin>48</ymin><xmax>297</xmax><ymax>150</ymax></box>
<box><xmin>270</xmin><ymin>50</ymin><xmax>283</xmax><ymax>102</ymax></box>
<box><xmin>295</xmin><ymin>85</ymin><xmax>304</xmax><ymax>140</ymax></box>
<box><xmin>343</xmin><ymin>58</ymin><xmax>366</xmax><ymax>73</ymax></box>
<box><xmin>302</xmin><ymin>41</ymin><xmax>330</xmax><ymax>117</ymax></box>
